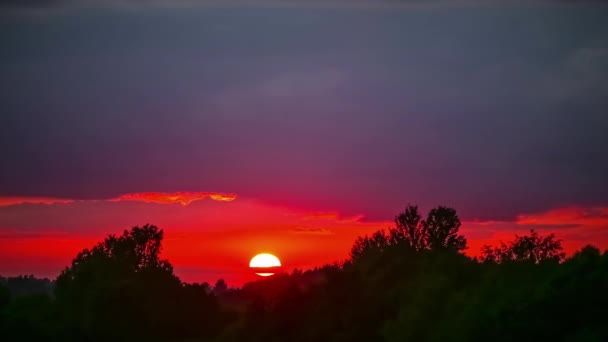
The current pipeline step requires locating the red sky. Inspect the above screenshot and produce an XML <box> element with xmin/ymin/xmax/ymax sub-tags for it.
<box><xmin>2</xmin><ymin>2</ymin><xmax>608</xmax><ymax>286</ymax></box>
<box><xmin>1</xmin><ymin>192</ymin><xmax>607</xmax><ymax>286</ymax></box>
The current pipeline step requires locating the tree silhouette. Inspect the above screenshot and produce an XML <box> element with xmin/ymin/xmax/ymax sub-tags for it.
<box><xmin>1</xmin><ymin>275</ymin><xmax>53</xmax><ymax>298</ymax></box>
<box><xmin>55</xmin><ymin>225</ymin><xmax>189</xmax><ymax>340</ymax></box>
<box><xmin>481</xmin><ymin>229</ymin><xmax>566</xmax><ymax>263</ymax></box>
<box><xmin>0</xmin><ymin>282</ymin><xmax>9</xmax><ymax>309</ymax></box>
<box><xmin>352</xmin><ymin>205</ymin><xmax>467</xmax><ymax>259</ymax></box>
<box><xmin>214</xmin><ymin>279</ymin><xmax>228</xmax><ymax>294</ymax></box>
<box><xmin>389</xmin><ymin>205</ymin><xmax>424</xmax><ymax>250</ymax></box>
<box><xmin>422</xmin><ymin>206</ymin><xmax>466</xmax><ymax>252</ymax></box>
<box><xmin>350</xmin><ymin>230</ymin><xmax>390</xmax><ymax>260</ymax></box>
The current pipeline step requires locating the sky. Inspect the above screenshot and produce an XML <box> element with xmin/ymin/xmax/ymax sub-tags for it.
<box><xmin>1</xmin><ymin>0</ymin><xmax>608</xmax><ymax>285</ymax></box>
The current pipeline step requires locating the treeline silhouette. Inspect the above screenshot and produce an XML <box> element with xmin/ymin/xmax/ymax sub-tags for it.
<box><xmin>1</xmin><ymin>205</ymin><xmax>607</xmax><ymax>341</ymax></box>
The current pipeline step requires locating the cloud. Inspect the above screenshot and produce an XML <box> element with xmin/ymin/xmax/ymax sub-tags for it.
<box><xmin>0</xmin><ymin>197</ymin><xmax>74</xmax><ymax>207</ymax></box>
<box><xmin>3</xmin><ymin>0</ymin><xmax>606</xmax><ymax>11</ymax></box>
<box><xmin>301</xmin><ymin>212</ymin><xmax>365</xmax><ymax>222</ymax></box>
<box><xmin>0</xmin><ymin>227</ymin><xmax>70</xmax><ymax>239</ymax></box>
<box><xmin>461</xmin><ymin>206</ymin><xmax>608</xmax><ymax>239</ymax></box>
<box><xmin>302</xmin><ymin>212</ymin><xmax>340</xmax><ymax>220</ymax></box>
<box><xmin>111</xmin><ymin>192</ymin><xmax>237</xmax><ymax>205</ymax></box>
<box><xmin>0</xmin><ymin>192</ymin><xmax>236</xmax><ymax>207</ymax></box>
<box><xmin>1</xmin><ymin>1</ymin><xmax>607</xmax><ymax>224</ymax></box>
<box><xmin>0</xmin><ymin>0</ymin><xmax>66</xmax><ymax>9</ymax></box>
<box><xmin>516</xmin><ymin>206</ymin><xmax>608</xmax><ymax>228</ymax></box>
<box><xmin>289</xmin><ymin>227</ymin><xmax>334</xmax><ymax>235</ymax></box>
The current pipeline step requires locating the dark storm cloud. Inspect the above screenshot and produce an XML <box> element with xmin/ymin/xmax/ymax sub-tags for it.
<box><xmin>0</xmin><ymin>0</ymin><xmax>64</xmax><ymax>7</ymax></box>
<box><xmin>1</xmin><ymin>3</ymin><xmax>607</xmax><ymax>221</ymax></box>
<box><xmin>2</xmin><ymin>0</ymin><xmax>608</xmax><ymax>10</ymax></box>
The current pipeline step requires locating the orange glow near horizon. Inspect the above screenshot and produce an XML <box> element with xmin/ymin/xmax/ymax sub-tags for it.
<box><xmin>1</xmin><ymin>196</ymin><xmax>608</xmax><ymax>286</ymax></box>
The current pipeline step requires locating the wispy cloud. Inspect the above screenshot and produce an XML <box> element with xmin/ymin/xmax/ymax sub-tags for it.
<box><xmin>289</xmin><ymin>227</ymin><xmax>334</xmax><ymax>235</ymax></box>
<box><xmin>302</xmin><ymin>212</ymin><xmax>365</xmax><ymax>222</ymax></box>
<box><xmin>516</xmin><ymin>206</ymin><xmax>608</xmax><ymax>228</ymax></box>
<box><xmin>111</xmin><ymin>192</ymin><xmax>237</xmax><ymax>205</ymax></box>
<box><xmin>302</xmin><ymin>212</ymin><xmax>340</xmax><ymax>220</ymax></box>
<box><xmin>0</xmin><ymin>192</ymin><xmax>237</xmax><ymax>207</ymax></box>
<box><xmin>0</xmin><ymin>197</ymin><xmax>74</xmax><ymax>207</ymax></box>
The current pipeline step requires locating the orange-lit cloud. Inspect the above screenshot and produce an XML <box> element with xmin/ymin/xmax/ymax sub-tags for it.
<box><xmin>302</xmin><ymin>212</ymin><xmax>340</xmax><ymax>220</ymax></box>
<box><xmin>302</xmin><ymin>212</ymin><xmax>365</xmax><ymax>222</ymax></box>
<box><xmin>111</xmin><ymin>191</ymin><xmax>237</xmax><ymax>205</ymax></box>
<box><xmin>0</xmin><ymin>192</ymin><xmax>237</xmax><ymax>208</ymax></box>
<box><xmin>209</xmin><ymin>193</ymin><xmax>238</xmax><ymax>202</ymax></box>
<box><xmin>516</xmin><ymin>206</ymin><xmax>608</xmax><ymax>227</ymax></box>
<box><xmin>0</xmin><ymin>197</ymin><xmax>74</xmax><ymax>207</ymax></box>
<box><xmin>289</xmin><ymin>227</ymin><xmax>334</xmax><ymax>235</ymax></box>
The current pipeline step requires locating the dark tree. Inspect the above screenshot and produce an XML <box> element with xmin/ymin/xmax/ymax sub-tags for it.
<box><xmin>481</xmin><ymin>229</ymin><xmax>566</xmax><ymax>263</ymax></box>
<box><xmin>389</xmin><ymin>205</ymin><xmax>425</xmax><ymax>251</ymax></box>
<box><xmin>570</xmin><ymin>244</ymin><xmax>602</xmax><ymax>262</ymax></box>
<box><xmin>422</xmin><ymin>206</ymin><xmax>466</xmax><ymax>252</ymax></box>
<box><xmin>350</xmin><ymin>230</ymin><xmax>390</xmax><ymax>260</ymax></box>
<box><xmin>214</xmin><ymin>279</ymin><xmax>228</xmax><ymax>294</ymax></box>
<box><xmin>4</xmin><ymin>275</ymin><xmax>54</xmax><ymax>298</ymax></box>
<box><xmin>0</xmin><ymin>282</ymin><xmax>9</xmax><ymax>309</ymax></box>
<box><xmin>55</xmin><ymin>225</ymin><xmax>188</xmax><ymax>340</ymax></box>
<box><xmin>352</xmin><ymin>205</ymin><xmax>467</xmax><ymax>260</ymax></box>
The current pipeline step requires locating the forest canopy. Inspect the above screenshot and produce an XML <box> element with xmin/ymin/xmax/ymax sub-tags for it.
<box><xmin>1</xmin><ymin>205</ymin><xmax>607</xmax><ymax>342</ymax></box>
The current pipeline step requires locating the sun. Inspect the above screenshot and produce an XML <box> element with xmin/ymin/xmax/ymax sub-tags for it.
<box><xmin>249</xmin><ymin>253</ymin><xmax>281</xmax><ymax>277</ymax></box>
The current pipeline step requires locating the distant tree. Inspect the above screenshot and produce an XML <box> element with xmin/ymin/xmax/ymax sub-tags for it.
<box><xmin>570</xmin><ymin>245</ymin><xmax>601</xmax><ymax>262</ymax></box>
<box><xmin>5</xmin><ymin>275</ymin><xmax>53</xmax><ymax>297</ymax></box>
<box><xmin>199</xmin><ymin>281</ymin><xmax>212</xmax><ymax>293</ymax></box>
<box><xmin>389</xmin><ymin>205</ymin><xmax>425</xmax><ymax>250</ymax></box>
<box><xmin>353</xmin><ymin>205</ymin><xmax>467</xmax><ymax>260</ymax></box>
<box><xmin>214</xmin><ymin>279</ymin><xmax>228</xmax><ymax>294</ymax></box>
<box><xmin>422</xmin><ymin>206</ymin><xmax>466</xmax><ymax>252</ymax></box>
<box><xmin>481</xmin><ymin>229</ymin><xmax>566</xmax><ymax>263</ymax></box>
<box><xmin>350</xmin><ymin>230</ymin><xmax>390</xmax><ymax>260</ymax></box>
<box><xmin>480</xmin><ymin>244</ymin><xmax>505</xmax><ymax>264</ymax></box>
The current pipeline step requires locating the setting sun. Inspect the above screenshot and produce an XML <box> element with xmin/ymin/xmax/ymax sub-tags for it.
<box><xmin>249</xmin><ymin>253</ymin><xmax>281</xmax><ymax>277</ymax></box>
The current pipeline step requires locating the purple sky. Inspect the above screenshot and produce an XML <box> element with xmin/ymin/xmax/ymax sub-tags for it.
<box><xmin>1</xmin><ymin>0</ymin><xmax>607</xmax><ymax>223</ymax></box>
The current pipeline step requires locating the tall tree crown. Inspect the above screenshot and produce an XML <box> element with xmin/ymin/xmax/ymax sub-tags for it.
<box><xmin>351</xmin><ymin>205</ymin><xmax>467</xmax><ymax>260</ymax></box>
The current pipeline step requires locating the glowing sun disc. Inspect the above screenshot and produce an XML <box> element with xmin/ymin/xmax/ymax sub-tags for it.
<box><xmin>249</xmin><ymin>253</ymin><xmax>281</xmax><ymax>268</ymax></box>
<box><xmin>250</xmin><ymin>253</ymin><xmax>281</xmax><ymax>276</ymax></box>
<box><xmin>256</xmin><ymin>273</ymin><xmax>276</xmax><ymax>277</ymax></box>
